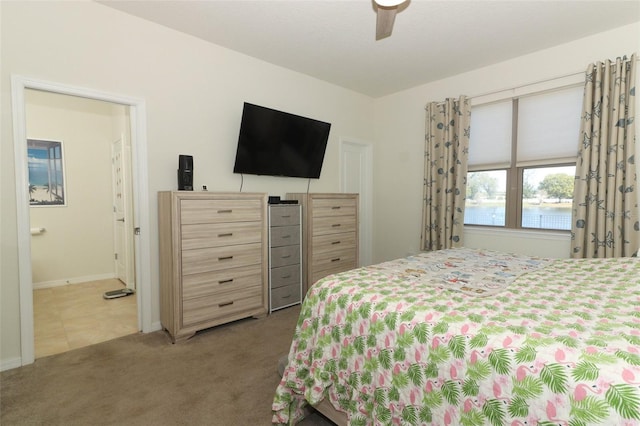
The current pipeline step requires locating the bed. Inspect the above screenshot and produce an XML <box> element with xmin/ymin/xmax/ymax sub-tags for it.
<box><xmin>272</xmin><ymin>247</ymin><xmax>640</xmax><ymax>425</ymax></box>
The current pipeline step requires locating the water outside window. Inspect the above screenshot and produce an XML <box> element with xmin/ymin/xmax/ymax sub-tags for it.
<box><xmin>521</xmin><ymin>166</ymin><xmax>575</xmax><ymax>230</ymax></box>
<box><xmin>464</xmin><ymin>166</ymin><xmax>575</xmax><ymax>230</ymax></box>
<box><xmin>465</xmin><ymin>170</ymin><xmax>507</xmax><ymax>226</ymax></box>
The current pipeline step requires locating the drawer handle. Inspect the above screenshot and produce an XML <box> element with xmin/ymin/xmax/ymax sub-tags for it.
<box><xmin>218</xmin><ymin>233</ymin><xmax>233</xmax><ymax>237</ymax></box>
<box><xmin>217</xmin><ymin>209</ymin><xmax>233</xmax><ymax>214</ymax></box>
<box><xmin>331</xmin><ymin>224</ymin><xmax>341</xmax><ymax>228</ymax></box>
<box><xmin>281</xmin><ymin>274</ymin><xmax>291</xmax><ymax>279</ymax></box>
<box><xmin>219</xmin><ymin>301</ymin><xmax>234</xmax><ymax>307</ymax></box>
<box><xmin>331</xmin><ymin>206</ymin><xmax>341</xmax><ymax>210</ymax></box>
<box><xmin>218</xmin><ymin>279</ymin><xmax>234</xmax><ymax>284</ymax></box>
<box><xmin>281</xmin><ymin>215</ymin><xmax>291</xmax><ymax>218</ymax></box>
<box><xmin>281</xmin><ymin>255</ymin><xmax>291</xmax><ymax>259</ymax></box>
<box><xmin>281</xmin><ymin>235</ymin><xmax>291</xmax><ymax>239</ymax></box>
<box><xmin>218</xmin><ymin>256</ymin><xmax>234</xmax><ymax>261</ymax></box>
<box><xmin>331</xmin><ymin>258</ymin><xmax>341</xmax><ymax>262</ymax></box>
<box><xmin>331</xmin><ymin>241</ymin><xmax>341</xmax><ymax>245</ymax></box>
<box><xmin>282</xmin><ymin>294</ymin><xmax>291</xmax><ymax>299</ymax></box>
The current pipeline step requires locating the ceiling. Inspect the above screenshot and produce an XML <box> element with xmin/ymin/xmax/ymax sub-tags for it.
<box><xmin>98</xmin><ymin>1</ymin><xmax>640</xmax><ymax>98</ymax></box>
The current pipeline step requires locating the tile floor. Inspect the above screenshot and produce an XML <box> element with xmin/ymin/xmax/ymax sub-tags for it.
<box><xmin>33</xmin><ymin>278</ymin><xmax>138</xmax><ymax>359</ymax></box>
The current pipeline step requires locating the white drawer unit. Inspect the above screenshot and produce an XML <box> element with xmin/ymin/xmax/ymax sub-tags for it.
<box><xmin>286</xmin><ymin>193</ymin><xmax>359</xmax><ymax>295</ymax></box>
<box><xmin>268</xmin><ymin>204</ymin><xmax>302</xmax><ymax>312</ymax></box>
<box><xmin>158</xmin><ymin>191</ymin><xmax>268</xmax><ymax>342</ymax></box>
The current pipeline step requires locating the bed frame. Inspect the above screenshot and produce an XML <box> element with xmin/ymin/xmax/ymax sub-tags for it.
<box><xmin>313</xmin><ymin>398</ymin><xmax>347</xmax><ymax>426</ymax></box>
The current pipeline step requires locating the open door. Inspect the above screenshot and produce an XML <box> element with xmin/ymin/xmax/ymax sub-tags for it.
<box><xmin>112</xmin><ymin>135</ymin><xmax>135</xmax><ymax>289</ymax></box>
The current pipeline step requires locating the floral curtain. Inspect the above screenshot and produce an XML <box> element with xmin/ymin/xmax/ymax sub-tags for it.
<box><xmin>421</xmin><ymin>96</ymin><xmax>471</xmax><ymax>251</ymax></box>
<box><xmin>571</xmin><ymin>54</ymin><xmax>639</xmax><ymax>258</ymax></box>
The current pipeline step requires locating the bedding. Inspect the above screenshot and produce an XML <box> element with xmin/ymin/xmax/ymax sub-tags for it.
<box><xmin>272</xmin><ymin>248</ymin><xmax>640</xmax><ymax>425</ymax></box>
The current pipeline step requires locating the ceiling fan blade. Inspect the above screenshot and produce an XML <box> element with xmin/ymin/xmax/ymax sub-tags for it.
<box><xmin>376</xmin><ymin>6</ymin><xmax>397</xmax><ymax>40</ymax></box>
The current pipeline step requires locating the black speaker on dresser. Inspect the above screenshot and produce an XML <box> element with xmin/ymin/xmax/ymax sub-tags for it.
<box><xmin>177</xmin><ymin>155</ymin><xmax>193</xmax><ymax>191</ymax></box>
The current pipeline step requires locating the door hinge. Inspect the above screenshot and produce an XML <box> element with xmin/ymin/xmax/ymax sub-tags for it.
<box><xmin>134</xmin><ymin>227</ymin><xmax>141</xmax><ymax>235</ymax></box>
<box><xmin>114</xmin><ymin>253</ymin><xmax>118</xmax><ymax>260</ymax></box>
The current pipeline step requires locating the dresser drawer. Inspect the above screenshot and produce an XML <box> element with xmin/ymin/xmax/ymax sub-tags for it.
<box><xmin>182</xmin><ymin>221</ymin><xmax>262</xmax><ymax>250</ymax></box>
<box><xmin>271</xmin><ymin>284</ymin><xmax>301</xmax><ymax>310</ymax></box>
<box><xmin>270</xmin><ymin>264</ymin><xmax>301</xmax><ymax>289</ymax></box>
<box><xmin>312</xmin><ymin>215</ymin><xmax>357</xmax><ymax>236</ymax></box>
<box><xmin>182</xmin><ymin>242</ymin><xmax>262</xmax><ymax>275</ymax></box>
<box><xmin>312</xmin><ymin>231</ymin><xmax>357</xmax><ymax>253</ymax></box>
<box><xmin>270</xmin><ymin>245</ymin><xmax>300</xmax><ymax>268</ymax></box>
<box><xmin>180</xmin><ymin>199</ymin><xmax>263</xmax><ymax>225</ymax></box>
<box><xmin>311</xmin><ymin>259</ymin><xmax>358</xmax><ymax>286</ymax></box>
<box><xmin>311</xmin><ymin>198</ymin><xmax>357</xmax><ymax>218</ymax></box>
<box><xmin>270</xmin><ymin>225</ymin><xmax>300</xmax><ymax>248</ymax></box>
<box><xmin>311</xmin><ymin>245</ymin><xmax>357</xmax><ymax>275</ymax></box>
<box><xmin>182</xmin><ymin>263</ymin><xmax>262</xmax><ymax>300</ymax></box>
<box><xmin>269</xmin><ymin>205</ymin><xmax>300</xmax><ymax>226</ymax></box>
<box><xmin>182</xmin><ymin>283</ymin><xmax>263</xmax><ymax>326</ymax></box>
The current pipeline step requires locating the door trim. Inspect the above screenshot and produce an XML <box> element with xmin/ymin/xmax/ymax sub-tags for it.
<box><xmin>11</xmin><ymin>75</ymin><xmax>153</xmax><ymax>366</ymax></box>
<box><xmin>339</xmin><ymin>137</ymin><xmax>373</xmax><ymax>267</ymax></box>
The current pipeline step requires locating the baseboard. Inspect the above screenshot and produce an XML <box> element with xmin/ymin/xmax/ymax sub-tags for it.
<box><xmin>32</xmin><ymin>273</ymin><xmax>117</xmax><ymax>290</ymax></box>
<box><xmin>0</xmin><ymin>356</ymin><xmax>23</xmax><ymax>372</ymax></box>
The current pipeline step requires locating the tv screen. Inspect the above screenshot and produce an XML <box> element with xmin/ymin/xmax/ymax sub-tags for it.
<box><xmin>233</xmin><ymin>102</ymin><xmax>331</xmax><ymax>179</ymax></box>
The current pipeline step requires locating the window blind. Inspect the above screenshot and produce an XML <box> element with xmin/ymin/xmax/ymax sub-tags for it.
<box><xmin>516</xmin><ymin>85</ymin><xmax>583</xmax><ymax>166</ymax></box>
<box><xmin>468</xmin><ymin>100</ymin><xmax>512</xmax><ymax>169</ymax></box>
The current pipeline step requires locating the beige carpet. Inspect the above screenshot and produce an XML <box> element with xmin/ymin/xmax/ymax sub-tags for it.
<box><xmin>1</xmin><ymin>305</ymin><xmax>334</xmax><ymax>426</ymax></box>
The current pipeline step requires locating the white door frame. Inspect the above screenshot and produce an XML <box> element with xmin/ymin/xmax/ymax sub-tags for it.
<box><xmin>339</xmin><ymin>137</ymin><xmax>373</xmax><ymax>266</ymax></box>
<box><xmin>11</xmin><ymin>75</ymin><xmax>153</xmax><ymax>366</ymax></box>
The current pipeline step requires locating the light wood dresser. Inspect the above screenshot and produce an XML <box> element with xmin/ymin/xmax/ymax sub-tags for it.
<box><xmin>158</xmin><ymin>191</ymin><xmax>268</xmax><ymax>342</ymax></box>
<box><xmin>286</xmin><ymin>193</ymin><xmax>359</xmax><ymax>295</ymax></box>
<box><xmin>268</xmin><ymin>204</ymin><xmax>302</xmax><ymax>312</ymax></box>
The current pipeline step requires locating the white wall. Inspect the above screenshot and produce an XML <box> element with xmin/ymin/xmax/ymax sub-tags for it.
<box><xmin>27</xmin><ymin>90</ymin><xmax>122</xmax><ymax>286</ymax></box>
<box><xmin>0</xmin><ymin>1</ymin><xmax>374</xmax><ymax>367</ymax></box>
<box><xmin>372</xmin><ymin>22</ymin><xmax>640</xmax><ymax>263</ymax></box>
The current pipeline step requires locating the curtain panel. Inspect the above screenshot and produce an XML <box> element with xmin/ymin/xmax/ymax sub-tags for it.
<box><xmin>571</xmin><ymin>54</ymin><xmax>639</xmax><ymax>258</ymax></box>
<box><xmin>421</xmin><ymin>96</ymin><xmax>471</xmax><ymax>251</ymax></box>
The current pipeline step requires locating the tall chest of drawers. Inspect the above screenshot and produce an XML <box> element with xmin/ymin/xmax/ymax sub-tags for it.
<box><xmin>158</xmin><ymin>191</ymin><xmax>268</xmax><ymax>342</ymax></box>
<box><xmin>286</xmin><ymin>193</ymin><xmax>359</xmax><ymax>294</ymax></box>
<box><xmin>268</xmin><ymin>204</ymin><xmax>302</xmax><ymax>312</ymax></box>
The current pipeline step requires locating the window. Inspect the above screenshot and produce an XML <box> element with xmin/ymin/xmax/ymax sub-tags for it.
<box><xmin>465</xmin><ymin>170</ymin><xmax>507</xmax><ymax>226</ymax></box>
<box><xmin>521</xmin><ymin>165</ymin><xmax>575</xmax><ymax>230</ymax></box>
<box><xmin>464</xmin><ymin>85</ymin><xmax>583</xmax><ymax>230</ymax></box>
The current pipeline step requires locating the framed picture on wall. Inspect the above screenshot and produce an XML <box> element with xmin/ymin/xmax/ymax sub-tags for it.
<box><xmin>27</xmin><ymin>139</ymin><xmax>67</xmax><ymax>207</ymax></box>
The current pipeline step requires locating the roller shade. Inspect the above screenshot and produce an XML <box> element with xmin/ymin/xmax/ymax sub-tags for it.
<box><xmin>516</xmin><ymin>85</ymin><xmax>583</xmax><ymax>166</ymax></box>
<box><xmin>468</xmin><ymin>100</ymin><xmax>512</xmax><ymax>169</ymax></box>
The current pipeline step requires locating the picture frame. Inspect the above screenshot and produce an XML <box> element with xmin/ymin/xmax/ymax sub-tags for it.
<box><xmin>27</xmin><ymin>139</ymin><xmax>67</xmax><ymax>207</ymax></box>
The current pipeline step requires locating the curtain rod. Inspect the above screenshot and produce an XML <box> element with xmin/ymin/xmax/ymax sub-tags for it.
<box><xmin>471</xmin><ymin>55</ymin><xmax>639</xmax><ymax>100</ymax></box>
<box><xmin>430</xmin><ymin>54</ymin><xmax>639</xmax><ymax>107</ymax></box>
<box><xmin>468</xmin><ymin>70</ymin><xmax>583</xmax><ymax>100</ymax></box>
<box><xmin>428</xmin><ymin>70</ymin><xmax>581</xmax><ymax>108</ymax></box>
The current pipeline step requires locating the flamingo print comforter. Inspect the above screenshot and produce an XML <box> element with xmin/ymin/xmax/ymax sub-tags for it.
<box><xmin>272</xmin><ymin>248</ymin><xmax>640</xmax><ymax>425</ymax></box>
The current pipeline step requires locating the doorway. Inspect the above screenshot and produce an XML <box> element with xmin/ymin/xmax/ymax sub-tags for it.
<box><xmin>340</xmin><ymin>138</ymin><xmax>373</xmax><ymax>267</ymax></box>
<box><xmin>12</xmin><ymin>76</ymin><xmax>152</xmax><ymax>366</ymax></box>
<box><xmin>25</xmin><ymin>89</ymin><xmax>137</xmax><ymax>358</ymax></box>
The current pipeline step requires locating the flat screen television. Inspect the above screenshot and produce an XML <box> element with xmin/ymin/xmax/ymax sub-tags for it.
<box><xmin>233</xmin><ymin>102</ymin><xmax>331</xmax><ymax>179</ymax></box>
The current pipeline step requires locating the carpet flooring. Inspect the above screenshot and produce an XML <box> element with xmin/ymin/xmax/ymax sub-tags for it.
<box><xmin>1</xmin><ymin>305</ymin><xmax>334</xmax><ymax>426</ymax></box>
